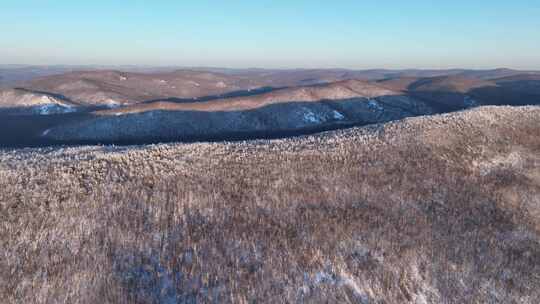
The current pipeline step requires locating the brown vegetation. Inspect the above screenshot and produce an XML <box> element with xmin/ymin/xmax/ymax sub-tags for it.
<box><xmin>24</xmin><ymin>70</ymin><xmax>261</xmax><ymax>106</ymax></box>
<box><xmin>95</xmin><ymin>80</ymin><xmax>398</xmax><ymax>115</ymax></box>
<box><xmin>1</xmin><ymin>106</ymin><xmax>540</xmax><ymax>303</ymax></box>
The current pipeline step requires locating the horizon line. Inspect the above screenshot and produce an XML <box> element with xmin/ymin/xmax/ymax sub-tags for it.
<box><xmin>1</xmin><ymin>64</ymin><xmax>539</xmax><ymax>72</ymax></box>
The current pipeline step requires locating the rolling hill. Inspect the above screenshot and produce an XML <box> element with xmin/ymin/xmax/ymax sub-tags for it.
<box><xmin>2</xmin><ymin>106</ymin><xmax>539</xmax><ymax>303</ymax></box>
<box><xmin>0</xmin><ymin>88</ymin><xmax>80</xmax><ymax>115</ymax></box>
<box><xmin>0</xmin><ymin>68</ymin><xmax>539</xmax><ymax>147</ymax></box>
<box><xmin>377</xmin><ymin>73</ymin><xmax>540</xmax><ymax>112</ymax></box>
<box><xmin>23</xmin><ymin>70</ymin><xmax>264</xmax><ymax>106</ymax></box>
<box><xmin>38</xmin><ymin>80</ymin><xmax>434</xmax><ymax>144</ymax></box>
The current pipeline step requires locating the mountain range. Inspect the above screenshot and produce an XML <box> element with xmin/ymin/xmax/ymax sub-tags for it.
<box><xmin>1</xmin><ymin>67</ymin><xmax>539</xmax><ymax>147</ymax></box>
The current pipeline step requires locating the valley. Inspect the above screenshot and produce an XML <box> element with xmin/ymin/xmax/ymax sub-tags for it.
<box><xmin>1</xmin><ymin>67</ymin><xmax>539</xmax><ymax>147</ymax></box>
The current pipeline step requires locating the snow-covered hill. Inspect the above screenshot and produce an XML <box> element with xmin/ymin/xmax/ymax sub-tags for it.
<box><xmin>0</xmin><ymin>89</ymin><xmax>78</xmax><ymax>115</ymax></box>
<box><xmin>41</xmin><ymin>80</ymin><xmax>435</xmax><ymax>143</ymax></box>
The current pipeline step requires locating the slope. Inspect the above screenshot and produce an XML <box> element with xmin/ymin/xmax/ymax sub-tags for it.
<box><xmin>1</xmin><ymin>106</ymin><xmax>539</xmax><ymax>303</ymax></box>
<box><xmin>40</xmin><ymin>80</ymin><xmax>434</xmax><ymax>143</ymax></box>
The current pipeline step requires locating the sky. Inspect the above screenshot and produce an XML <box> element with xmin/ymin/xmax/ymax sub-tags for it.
<box><xmin>1</xmin><ymin>0</ymin><xmax>540</xmax><ymax>69</ymax></box>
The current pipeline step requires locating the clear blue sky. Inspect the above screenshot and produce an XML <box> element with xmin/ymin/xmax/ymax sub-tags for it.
<box><xmin>1</xmin><ymin>0</ymin><xmax>539</xmax><ymax>69</ymax></box>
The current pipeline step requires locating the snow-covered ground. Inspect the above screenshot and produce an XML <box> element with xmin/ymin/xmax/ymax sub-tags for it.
<box><xmin>367</xmin><ymin>99</ymin><xmax>384</xmax><ymax>111</ymax></box>
<box><xmin>464</xmin><ymin>96</ymin><xmax>478</xmax><ymax>108</ymax></box>
<box><xmin>188</xmin><ymin>81</ymin><xmax>201</xmax><ymax>87</ymax></box>
<box><xmin>302</xmin><ymin>109</ymin><xmax>322</xmax><ymax>123</ymax></box>
<box><xmin>0</xmin><ymin>90</ymin><xmax>78</xmax><ymax>115</ymax></box>
<box><xmin>35</xmin><ymin>103</ymin><xmax>77</xmax><ymax>115</ymax></box>
<box><xmin>103</xmin><ymin>99</ymin><xmax>122</xmax><ymax>108</ymax></box>
<box><xmin>216</xmin><ymin>81</ymin><xmax>228</xmax><ymax>88</ymax></box>
<box><xmin>332</xmin><ymin>110</ymin><xmax>345</xmax><ymax>120</ymax></box>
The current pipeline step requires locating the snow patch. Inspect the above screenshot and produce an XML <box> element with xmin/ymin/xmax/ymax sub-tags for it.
<box><xmin>303</xmin><ymin>110</ymin><xmax>322</xmax><ymax>123</ymax></box>
<box><xmin>332</xmin><ymin>110</ymin><xmax>345</xmax><ymax>120</ymax></box>
<box><xmin>41</xmin><ymin>128</ymin><xmax>51</xmax><ymax>136</ymax></box>
<box><xmin>313</xmin><ymin>271</ymin><xmax>337</xmax><ymax>285</ymax></box>
<box><xmin>38</xmin><ymin>104</ymin><xmax>55</xmax><ymax>115</ymax></box>
<box><xmin>117</xmin><ymin>255</ymin><xmax>179</xmax><ymax>304</ymax></box>
<box><xmin>3</xmin><ymin>91</ymin><xmax>77</xmax><ymax>114</ymax></box>
<box><xmin>104</xmin><ymin>99</ymin><xmax>121</xmax><ymax>108</ymax></box>
<box><xmin>476</xmin><ymin>152</ymin><xmax>523</xmax><ymax>176</ymax></box>
<box><xmin>367</xmin><ymin>99</ymin><xmax>383</xmax><ymax>111</ymax></box>
<box><xmin>464</xmin><ymin>96</ymin><xmax>478</xmax><ymax>108</ymax></box>
<box><xmin>300</xmin><ymin>270</ymin><xmax>371</xmax><ymax>303</ymax></box>
<box><xmin>40</xmin><ymin>96</ymin><xmax>52</xmax><ymax>103</ymax></box>
<box><xmin>35</xmin><ymin>104</ymin><xmax>76</xmax><ymax>115</ymax></box>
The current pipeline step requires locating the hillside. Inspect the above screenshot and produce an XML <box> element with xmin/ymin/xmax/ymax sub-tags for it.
<box><xmin>40</xmin><ymin>80</ymin><xmax>434</xmax><ymax>143</ymax></box>
<box><xmin>1</xmin><ymin>106</ymin><xmax>540</xmax><ymax>303</ymax></box>
<box><xmin>377</xmin><ymin>74</ymin><xmax>540</xmax><ymax>112</ymax></box>
<box><xmin>3</xmin><ymin>67</ymin><xmax>537</xmax><ymax>106</ymax></box>
<box><xmin>0</xmin><ymin>88</ymin><xmax>80</xmax><ymax>115</ymax></box>
<box><xmin>23</xmin><ymin>70</ymin><xmax>265</xmax><ymax>106</ymax></box>
<box><xmin>1</xmin><ymin>69</ymin><xmax>540</xmax><ymax>148</ymax></box>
